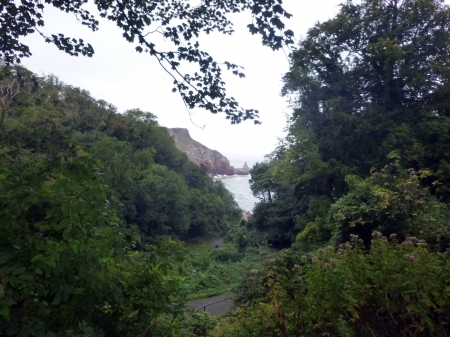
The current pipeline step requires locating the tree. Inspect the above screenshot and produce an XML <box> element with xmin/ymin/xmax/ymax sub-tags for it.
<box><xmin>1</xmin><ymin>0</ymin><xmax>295</xmax><ymax>123</ymax></box>
<box><xmin>250</xmin><ymin>161</ymin><xmax>276</xmax><ymax>202</ymax></box>
<box><xmin>0</xmin><ymin>147</ymin><xmax>185</xmax><ymax>336</ymax></box>
<box><xmin>282</xmin><ymin>0</ymin><xmax>450</xmax><ymax>189</ymax></box>
<box><xmin>0</xmin><ymin>66</ymin><xmax>242</xmax><ymax>241</ymax></box>
<box><xmin>249</xmin><ymin>159</ymin><xmax>301</xmax><ymax>246</ymax></box>
<box><xmin>135</xmin><ymin>164</ymin><xmax>190</xmax><ymax>238</ymax></box>
<box><xmin>329</xmin><ymin>161</ymin><xmax>450</xmax><ymax>246</ymax></box>
<box><xmin>250</xmin><ymin>0</ymin><xmax>450</xmax><ymax>247</ymax></box>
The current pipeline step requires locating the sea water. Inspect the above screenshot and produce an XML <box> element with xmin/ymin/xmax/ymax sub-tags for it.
<box><xmin>214</xmin><ymin>174</ymin><xmax>259</xmax><ymax>212</ymax></box>
<box><xmin>214</xmin><ymin>155</ymin><xmax>259</xmax><ymax>213</ymax></box>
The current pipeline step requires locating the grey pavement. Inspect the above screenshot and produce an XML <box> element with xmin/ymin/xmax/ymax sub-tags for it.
<box><xmin>186</xmin><ymin>293</ymin><xmax>234</xmax><ymax>316</ymax></box>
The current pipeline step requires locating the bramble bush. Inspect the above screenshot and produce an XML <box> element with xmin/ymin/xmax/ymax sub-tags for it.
<box><xmin>180</xmin><ymin>241</ymin><xmax>276</xmax><ymax>302</ymax></box>
<box><xmin>212</xmin><ymin>233</ymin><xmax>450</xmax><ymax>336</ymax></box>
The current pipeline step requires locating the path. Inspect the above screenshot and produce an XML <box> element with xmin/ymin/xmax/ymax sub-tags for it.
<box><xmin>186</xmin><ymin>293</ymin><xmax>234</xmax><ymax>316</ymax></box>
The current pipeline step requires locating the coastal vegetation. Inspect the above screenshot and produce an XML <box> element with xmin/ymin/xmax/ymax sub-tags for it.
<box><xmin>249</xmin><ymin>0</ymin><xmax>450</xmax><ymax>249</ymax></box>
<box><xmin>0</xmin><ymin>66</ymin><xmax>241</xmax><ymax>335</ymax></box>
<box><xmin>226</xmin><ymin>0</ymin><xmax>450</xmax><ymax>334</ymax></box>
<box><xmin>2</xmin><ymin>0</ymin><xmax>450</xmax><ymax>335</ymax></box>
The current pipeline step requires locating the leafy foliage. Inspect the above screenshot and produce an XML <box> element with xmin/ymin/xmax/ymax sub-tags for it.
<box><xmin>329</xmin><ymin>161</ymin><xmax>450</xmax><ymax>247</ymax></box>
<box><xmin>0</xmin><ymin>65</ymin><xmax>241</xmax><ymax>242</ymax></box>
<box><xmin>0</xmin><ymin>147</ymin><xmax>185</xmax><ymax>336</ymax></box>
<box><xmin>180</xmin><ymin>241</ymin><xmax>274</xmax><ymax>301</ymax></box>
<box><xmin>205</xmin><ymin>0</ymin><xmax>450</xmax><ymax>334</ymax></box>
<box><xmin>177</xmin><ymin>310</ymin><xmax>218</xmax><ymax>337</ymax></box>
<box><xmin>1</xmin><ymin>0</ymin><xmax>295</xmax><ymax>123</ymax></box>
<box><xmin>212</xmin><ymin>235</ymin><xmax>450</xmax><ymax>336</ymax></box>
<box><xmin>0</xmin><ymin>64</ymin><xmax>242</xmax><ymax>334</ymax></box>
<box><xmin>249</xmin><ymin>0</ymin><xmax>450</xmax><ymax>248</ymax></box>
<box><xmin>249</xmin><ymin>159</ymin><xmax>299</xmax><ymax>246</ymax></box>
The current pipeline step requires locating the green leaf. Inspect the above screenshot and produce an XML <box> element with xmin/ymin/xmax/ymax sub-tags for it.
<box><xmin>0</xmin><ymin>298</ymin><xmax>15</xmax><ymax>317</ymax></box>
<box><xmin>0</xmin><ymin>253</ymin><xmax>10</xmax><ymax>265</ymax></box>
<box><xmin>70</xmin><ymin>241</ymin><xmax>79</xmax><ymax>253</ymax></box>
<box><xmin>12</xmin><ymin>266</ymin><xmax>26</xmax><ymax>275</ymax></box>
<box><xmin>127</xmin><ymin>309</ymin><xmax>139</xmax><ymax>318</ymax></box>
<box><xmin>18</xmin><ymin>273</ymin><xmax>33</xmax><ymax>281</ymax></box>
<box><xmin>53</xmin><ymin>290</ymin><xmax>62</xmax><ymax>305</ymax></box>
<box><xmin>43</xmin><ymin>257</ymin><xmax>56</xmax><ymax>268</ymax></box>
<box><xmin>31</xmin><ymin>254</ymin><xmax>44</xmax><ymax>263</ymax></box>
<box><xmin>57</xmin><ymin>217</ymin><xmax>70</xmax><ymax>230</ymax></box>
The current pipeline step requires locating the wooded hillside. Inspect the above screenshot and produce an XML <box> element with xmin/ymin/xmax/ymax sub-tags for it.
<box><xmin>0</xmin><ymin>65</ymin><xmax>242</xmax><ymax>335</ymax></box>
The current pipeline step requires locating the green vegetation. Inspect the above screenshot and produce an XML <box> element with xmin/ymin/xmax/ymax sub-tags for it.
<box><xmin>249</xmin><ymin>0</ymin><xmax>450</xmax><ymax>249</ymax></box>
<box><xmin>2</xmin><ymin>0</ymin><xmax>450</xmax><ymax>335</ymax></box>
<box><xmin>0</xmin><ymin>65</ymin><xmax>241</xmax><ymax>335</ymax></box>
<box><xmin>0</xmin><ymin>66</ymin><xmax>241</xmax><ymax>243</ymax></box>
<box><xmin>0</xmin><ymin>140</ymin><xmax>186</xmax><ymax>335</ymax></box>
<box><xmin>228</xmin><ymin>0</ymin><xmax>450</xmax><ymax>335</ymax></box>
<box><xmin>1</xmin><ymin>0</ymin><xmax>295</xmax><ymax>123</ymax></box>
<box><xmin>181</xmin><ymin>242</ymin><xmax>274</xmax><ymax>301</ymax></box>
<box><xmin>212</xmin><ymin>235</ymin><xmax>450</xmax><ymax>336</ymax></box>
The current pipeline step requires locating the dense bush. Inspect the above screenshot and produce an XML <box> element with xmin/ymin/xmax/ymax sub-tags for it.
<box><xmin>225</xmin><ymin>222</ymin><xmax>268</xmax><ymax>253</ymax></box>
<box><xmin>249</xmin><ymin>0</ymin><xmax>450</xmax><ymax>249</ymax></box>
<box><xmin>0</xmin><ymin>66</ymin><xmax>241</xmax><ymax>243</ymax></box>
<box><xmin>211</xmin><ymin>244</ymin><xmax>242</xmax><ymax>263</ymax></box>
<box><xmin>180</xmin><ymin>243</ymin><xmax>276</xmax><ymax>301</ymax></box>
<box><xmin>328</xmin><ymin>160</ymin><xmax>450</xmax><ymax>247</ymax></box>
<box><xmin>0</xmin><ymin>151</ymin><xmax>185</xmax><ymax>336</ymax></box>
<box><xmin>0</xmin><ymin>65</ymin><xmax>241</xmax><ymax>335</ymax></box>
<box><xmin>176</xmin><ymin>310</ymin><xmax>218</xmax><ymax>337</ymax></box>
<box><xmin>212</xmin><ymin>234</ymin><xmax>450</xmax><ymax>336</ymax></box>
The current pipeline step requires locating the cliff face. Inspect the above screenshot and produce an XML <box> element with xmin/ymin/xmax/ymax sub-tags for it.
<box><xmin>167</xmin><ymin>128</ymin><xmax>249</xmax><ymax>175</ymax></box>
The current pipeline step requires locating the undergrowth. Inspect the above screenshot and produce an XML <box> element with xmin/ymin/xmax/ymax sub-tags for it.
<box><xmin>181</xmin><ymin>243</ymin><xmax>275</xmax><ymax>300</ymax></box>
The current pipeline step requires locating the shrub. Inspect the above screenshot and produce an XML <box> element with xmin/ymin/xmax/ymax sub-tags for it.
<box><xmin>0</xmin><ymin>154</ymin><xmax>184</xmax><ymax>336</ymax></box>
<box><xmin>213</xmin><ymin>233</ymin><xmax>450</xmax><ymax>336</ymax></box>
<box><xmin>177</xmin><ymin>311</ymin><xmax>218</xmax><ymax>337</ymax></box>
<box><xmin>211</xmin><ymin>244</ymin><xmax>242</xmax><ymax>263</ymax></box>
<box><xmin>328</xmin><ymin>163</ymin><xmax>450</xmax><ymax>247</ymax></box>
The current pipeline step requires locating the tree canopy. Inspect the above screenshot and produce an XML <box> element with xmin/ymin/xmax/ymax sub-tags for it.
<box><xmin>214</xmin><ymin>3</ymin><xmax>450</xmax><ymax>332</ymax></box>
<box><xmin>0</xmin><ymin>0</ymin><xmax>295</xmax><ymax>123</ymax></box>
<box><xmin>0</xmin><ymin>65</ymin><xmax>241</xmax><ymax>242</ymax></box>
<box><xmin>3</xmin><ymin>0</ymin><xmax>450</xmax><ymax>335</ymax></box>
<box><xmin>249</xmin><ymin>0</ymin><xmax>450</xmax><ymax>247</ymax></box>
<box><xmin>0</xmin><ymin>65</ymin><xmax>243</xmax><ymax>334</ymax></box>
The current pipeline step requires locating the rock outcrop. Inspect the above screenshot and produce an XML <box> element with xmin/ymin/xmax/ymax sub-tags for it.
<box><xmin>234</xmin><ymin>162</ymin><xmax>250</xmax><ymax>175</ymax></box>
<box><xmin>167</xmin><ymin>128</ymin><xmax>249</xmax><ymax>176</ymax></box>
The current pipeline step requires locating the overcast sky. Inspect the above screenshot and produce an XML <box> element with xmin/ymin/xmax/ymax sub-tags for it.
<box><xmin>21</xmin><ymin>0</ymin><xmax>343</xmax><ymax>166</ymax></box>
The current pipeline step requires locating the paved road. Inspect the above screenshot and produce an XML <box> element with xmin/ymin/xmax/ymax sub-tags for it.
<box><xmin>185</xmin><ymin>240</ymin><xmax>231</xmax><ymax>316</ymax></box>
<box><xmin>186</xmin><ymin>293</ymin><xmax>234</xmax><ymax>316</ymax></box>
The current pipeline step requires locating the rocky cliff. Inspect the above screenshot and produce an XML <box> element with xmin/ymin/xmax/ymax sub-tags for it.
<box><xmin>167</xmin><ymin>128</ymin><xmax>249</xmax><ymax>176</ymax></box>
